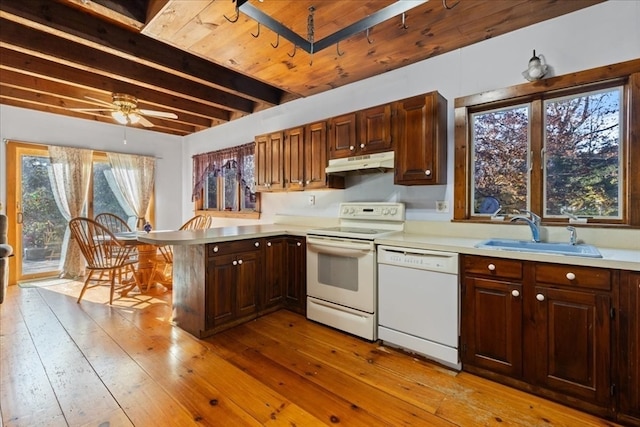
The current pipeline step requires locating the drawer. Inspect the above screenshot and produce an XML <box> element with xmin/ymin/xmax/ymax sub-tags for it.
<box><xmin>207</xmin><ymin>239</ymin><xmax>262</xmax><ymax>257</ymax></box>
<box><xmin>463</xmin><ymin>255</ymin><xmax>523</xmax><ymax>280</ymax></box>
<box><xmin>535</xmin><ymin>263</ymin><xmax>611</xmax><ymax>290</ymax></box>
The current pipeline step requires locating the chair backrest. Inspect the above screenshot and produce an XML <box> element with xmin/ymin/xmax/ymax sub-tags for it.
<box><xmin>179</xmin><ymin>215</ymin><xmax>212</xmax><ymax>230</ymax></box>
<box><xmin>95</xmin><ymin>213</ymin><xmax>131</xmax><ymax>234</ymax></box>
<box><xmin>69</xmin><ymin>217</ymin><xmax>133</xmax><ymax>269</ymax></box>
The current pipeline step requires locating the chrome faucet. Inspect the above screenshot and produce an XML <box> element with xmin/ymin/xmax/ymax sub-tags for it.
<box><xmin>566</xmin><ymin>226</ymin><xmax>577</xmax><ymax>245</ymax></box>
<box><xmin>510</xmin><ymin>210</ymin><xmax>541</xmax><ymax>242</ymax></box>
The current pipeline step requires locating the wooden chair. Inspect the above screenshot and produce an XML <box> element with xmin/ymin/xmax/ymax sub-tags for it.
<box><xmin>95</xmin><ymin>213</ymin><xmax>131</xmax><ymax>233</ymax></box>
<box><xmin>69</xmin><ymin>217</ymin><xmax>140</xmax><ymax>304</ymax></box>
<box><xmin>153</xmin><ymin>215</ymin><xmax>212</xmax><ymax>287</ymax></box>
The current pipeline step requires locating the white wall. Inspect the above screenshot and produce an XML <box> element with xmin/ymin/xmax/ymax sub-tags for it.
<box><xmin>0</xmin><ymin>107</ymin><xmax>184</xmax><ymax>229</ymax></box>
<box><xmin>184</xmin><ymin>0</ymin><xmax>640</xmax><ymax>225</ymax></box>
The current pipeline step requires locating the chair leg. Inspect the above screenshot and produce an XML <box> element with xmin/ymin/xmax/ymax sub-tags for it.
<box><xmin>77</xmin><ymin>271</ymin><xmax>93</xmax><ymax>303</ymax></box>
<box><xmin>109</xmin><ymin>270</ymin><xmax>116</xmax><ymax>305</ymax></box>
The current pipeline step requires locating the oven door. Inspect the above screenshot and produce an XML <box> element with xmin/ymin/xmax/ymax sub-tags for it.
<box><xmin>306</xmin><ymin>235</ymin><xmax>375</xmax><ymax>313</ymax></box>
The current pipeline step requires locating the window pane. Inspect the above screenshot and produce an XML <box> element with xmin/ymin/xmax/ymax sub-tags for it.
<box><xmin>471</xmin><ymin>106</ymin><xmax>529</xmax><ymax>215</ymax></box>
<box><xmin>93</xmin><ymin>161</ymin><xmax>133</xmax><ymax>227</ymax></box>
<box><xmin>223</xmin><ymin>160</ymin><xmax>238</xmax><ymax>211</ymax></box>
<box><xmin>205</xmin><ymin>171</ymin><xmax>218</xmax><ymax>209</ymax></box>
<box><xmin>241</xmin><ymin>154</ymin><xmax>257</xmax><ymax>211</ymax></box>
<box><xmin>544</xmin><ymin>88</ymin><xmax>622</xmax><ymax>218</ymax></box>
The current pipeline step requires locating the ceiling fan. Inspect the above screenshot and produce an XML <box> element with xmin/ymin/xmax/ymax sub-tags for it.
<box><xmin>71</xmin><ymin>93</ymin><xmax>178</xmax><ymax>127</ymax></box>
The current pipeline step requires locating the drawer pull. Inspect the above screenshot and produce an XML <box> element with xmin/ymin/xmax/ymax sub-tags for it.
<box><xmin>213</xmin><ymin>246</ymin><xmax>219</xmax><ymax>253</ymax></box>
<box><xmin>254</xmin><ymin>241</ymin><xmax>260</xmax><ymax>247</ymax></box>
<box><xmin>425</xmin><ymin>169</ymin><xmax>432</xmax><ymax>176</ymax></box>
<box><xmin>232</xmin><ymin>260</ymin><xmax>237</xmax><ymax>266</ymax></box>
<box><xmin>511</xmin><ymin>289</ymin><xmax>520</xmax><ymax>297</ymax></box>
<box><xmin>297</xmin><ymin>242</ymin><xmax>302</xmax><ymax>247</ymax></box>
<box><xmin>487</xmin><ymin>263</ymin><xmax>496</xmax><ymax>271</ymax></box>
<box><xmin>536</xmin><ymin>293</ymin><xmax>545</xmax><ymax>302</ymax></box>
<box><xmin>238</xmin><ymin>259</ymin><xmax>243</xmax><ymax>265</ymax></box>
<box><xmin>267</xmin><ymin>242</ymin><xmax>272</xmax><ymax>247</ymax></box>
<box><xmin>566</xmin><ymin>272</ymin><xmax>576</xmax><ymax>280</ymax></box>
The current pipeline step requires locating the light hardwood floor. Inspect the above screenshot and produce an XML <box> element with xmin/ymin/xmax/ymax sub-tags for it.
<box><xmin>0</xmin><ymin>281</ymin><xmax>622</xmax><ymax>427</ymax></box>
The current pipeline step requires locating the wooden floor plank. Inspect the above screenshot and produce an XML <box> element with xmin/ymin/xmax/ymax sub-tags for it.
<box><xmin>0</xmin><ymin>287</ymin><xmax>66</xmax><ymax>427</ymax></box>
<box><xmin>0</xmin><ymin>282</ymin><xmax>624</xmax><ymax>427</ymax></box>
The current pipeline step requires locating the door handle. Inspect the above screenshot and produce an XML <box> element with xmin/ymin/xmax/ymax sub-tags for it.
<box><xmin>17</xmin><ymin>212</ymin><xmax>23</xmax><ymax>224</ymax></box>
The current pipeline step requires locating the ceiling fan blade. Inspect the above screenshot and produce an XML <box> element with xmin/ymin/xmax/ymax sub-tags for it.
<box><xmin>138</xmin><ymin>115</ymin><xmax>155</xmax><ymax>128</ymax></box>
<box><xmin>139</xmin><ymin>109</ymin><xmax>178</xmax><ymax>119</ymax></box>
<box><xmin>84</xmin><ymin>96</ymin><xmax>116</xmax><ymax>108</ymax></box>
<box><xmin>70</xmin><ymin>108</ymin><xmax>115</xmax><ymax>112</ymax></box>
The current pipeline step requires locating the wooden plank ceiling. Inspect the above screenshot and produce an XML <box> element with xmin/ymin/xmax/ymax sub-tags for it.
<box><xmin>0</xmin><ymin>0</ymin><xmax>604</xmax><ymax>136</ymax></box>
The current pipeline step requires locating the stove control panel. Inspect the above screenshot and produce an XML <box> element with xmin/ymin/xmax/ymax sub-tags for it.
<box><xmin>339</xmin><ymin>202</ymin><xmax>405</xmax><ymax>222</ymax></box>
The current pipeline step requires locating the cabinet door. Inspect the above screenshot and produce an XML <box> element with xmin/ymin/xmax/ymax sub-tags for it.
<box><xmin>285</xmin><ymin>236</ymin><xmax>306</xmax><ymax>314</ymax></box>
<box><xmin>358</xmin><ymin>104</ymin><xmax>393</xmax><ymax>154</ymax></box>
<box><xmin>532</xmin><ymin>286</ymin><xmax>611</xmax><ymax>406</ymax></box>
<box><xmin>255</xmin><ymin>131</ymin><xmax>284</xmax><ymax>191</ymax></box>
<box><xmin>235</xmin><ymin>250</ymin><xmax>260</xmax><ymax>319</ymax></box>
<box><xmin>462</xmin><ymin>276</ymin><xmax>523</xmax><ymax>378</ymax></box>
<box><xmin>329</xmin><ymin>112</ymin><xmax>357</xmax><ymax>159</ymax></box>
<box><xmin>264</xmin><ymin>237</ymin><xmax>286</xmax><ymax>310</ymax></box>
<box><xmin>394</xmin><ymin>92</ymin><xmax>447</xmax><ymax>185</ymax></box>
<box><xmin>206</xmin><ymin>253</ymin><xmax>236</xmax><ymax>329</ymax></box>
<box><xmin>619</xmin><ymin>271</ymin><xmax>640</xmax><ymax>422</ymax></box>
<box><xmin>284</xmin><ymin>127</ymin><xmax>304</xmax><ymax>191</ymax></box>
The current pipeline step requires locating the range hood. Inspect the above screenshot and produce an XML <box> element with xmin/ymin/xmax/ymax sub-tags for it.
<box><xmin>325</xmin><ymin>151</ymin><xmax>395</xmax><ymax>174</ymax></box>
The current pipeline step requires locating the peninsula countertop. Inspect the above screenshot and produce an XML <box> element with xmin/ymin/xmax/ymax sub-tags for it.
<box><xmin>136</xmin><ymin>223</ymin><xmax>640</xmax><ymax>271</ymax></box>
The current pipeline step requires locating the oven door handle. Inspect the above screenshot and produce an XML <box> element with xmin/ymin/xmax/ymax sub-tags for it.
<box><xmin>307</xmin><ymin>237</ymin><xmax>373</xmax><ymax>253</ymax></box>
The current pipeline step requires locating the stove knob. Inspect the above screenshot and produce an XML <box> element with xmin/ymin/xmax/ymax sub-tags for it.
<box><xmin>342</xmin><ymin>207</ymin><xmax>349</xmax><ymax>215</ymax></box>
<box><xmin>382</xmin><ymin>208</ymin><xmax>389</xmax><ymax>215</ymax></box>
<box><xmin>390</xmin><ymin>208</ymin><xmax>397</xmax><ymax>215</ymax></box>
<box><xmin>348</xmin><ymin>208</ymin><xmax>355</xmax><ymax>214</ymax></box>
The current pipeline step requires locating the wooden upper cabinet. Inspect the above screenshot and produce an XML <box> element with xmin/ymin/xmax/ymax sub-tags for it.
<box><xmin>255</xmin><ymin>131</ymin><xmax>284</xmax><ymax>192</ymax></box>
<box><xmin>304</xmin><ymin>121</ymin><xmax>344</xmax><ymax>190</ymax></box>
<box><xmin>284</xmin><ymin>126</ymin><xmax>305</xmax><ymax>191</ymax></box>
<box><xmin>394</xmin><ymin>91</ymin><xmax>448</xmax><ymax>185</ymax></box>
<box><xmin>328</xmin><ymin>104</ymin><xmax>393</xmax><ymax>159</ymax></box>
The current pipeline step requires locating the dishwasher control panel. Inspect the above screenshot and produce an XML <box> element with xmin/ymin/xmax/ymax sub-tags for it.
<box><xmin>377</xmin><ymin>246</ymin><xmax>458</xmax><ymax>274</ymax></box>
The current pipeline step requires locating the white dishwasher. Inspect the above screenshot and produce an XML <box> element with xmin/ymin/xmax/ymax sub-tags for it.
<box><xmin>377</xmin><ymin>245</ymin><xmax>460</xmax><ymax>370</ymax></box>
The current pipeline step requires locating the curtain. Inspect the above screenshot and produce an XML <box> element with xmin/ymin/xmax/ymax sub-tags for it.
<box><xmin>48</xmin><ymin>145</ymin><xmax>93</xmax><ymax>279</ymax></box>
<box><xmin>107</xmin><ymin>153</ymin><xmax>155</xmax><ymax>229</ymax></box>
<box><xmin>192</xmin><ymin>142</ymin><xmax>254</xmax><ymax>201</ymax></box>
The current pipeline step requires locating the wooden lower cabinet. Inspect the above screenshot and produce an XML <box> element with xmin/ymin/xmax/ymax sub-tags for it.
<box><xmin>461</xmin><ymin>255</ymin><xmax>617</xmax><ymax>420</ymax></box>
<box><xmin>619</xmin><ymin>271</ymin><xmax>640</xmax><ymax>426</ymax></box>
<box><xmin>284</xmin><ymin>236</ymin><xmax>306</xmax><ymax>314</ymax></box>
<box><xmin>203</xmin><ymin>236</ymin><xmax>307</xmax><ymax>336</ymax></box>
<box><xmin>205</xmin><ymin>240</ymin><xmax>261</xmax><ymax>331</ymax></box>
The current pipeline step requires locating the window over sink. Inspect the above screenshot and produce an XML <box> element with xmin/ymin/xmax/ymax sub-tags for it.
<box><xmin>455</xmin><ymin>59</ymin><xmax>639</xmax><ymax>226</ymax></box>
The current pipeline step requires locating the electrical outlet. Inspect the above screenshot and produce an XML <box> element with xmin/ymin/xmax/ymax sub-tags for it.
<box><xmin>436</xmin><ymin>200</ymin><xmax>449</xmax><ymax>213</ymax></box>
<box><xmin>308</xmin><ymin>195</ymin><xmax>315</xmax><ymax>206</ymax></box>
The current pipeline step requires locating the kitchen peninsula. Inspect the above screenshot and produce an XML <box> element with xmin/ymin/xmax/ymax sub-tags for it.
<box><xmin>138</xmin><ymin>224</ymin><xmax>311</xmax><ymax>338</ymax></box>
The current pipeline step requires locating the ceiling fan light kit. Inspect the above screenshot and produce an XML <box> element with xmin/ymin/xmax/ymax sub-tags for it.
<box><xmin>522</xmin><ymin>49</ymin><xmax>549</xmax><ymax>81</ymax></box>
<box><xmin>71</xmin><ymin>93</ymin><xmax>177</xmax><ymax>128</ymax></box>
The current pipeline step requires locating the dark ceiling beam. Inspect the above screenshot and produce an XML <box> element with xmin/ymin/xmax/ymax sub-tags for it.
<box><xmin>0</xmin><ymin>18</ymin><xmax>255</xmax><ymax>114</ymax></box>
<box><xmin>0</xmin><ymin>68</ymin><xmax>213</xmax><ymax>129</ymax></box>
<box><xmin>0</xmin><ymin>47</ymin><xmax>231</xmax><ymax>123</ymax></box>
<box><xmin>0</xmin><ymin>0</ymin><xmax>285</xmax><ymax>106</ymax></box>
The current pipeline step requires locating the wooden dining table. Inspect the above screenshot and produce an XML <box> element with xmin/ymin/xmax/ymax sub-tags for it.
<box><xmin>113</xmin><ymin>231</ymin><xmax>161</xmax><ymax>292</ymax></box>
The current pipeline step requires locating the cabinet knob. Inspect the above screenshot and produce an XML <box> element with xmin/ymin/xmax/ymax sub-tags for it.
<box><xmin>232</xmin><ymin>260</ymin><xmax>238</xmax><ymax>266</ymax></box>
<box><xmin>511</xmin><ymin>289</ymin><xmax>520</xmax><ymax>297</ymax></box>
<box><xmin>566</xmin><ymin>272</ymin><xmax>576</xmax><ymax>281</ymax></box>
<box><xmin>213</xmin><ymin>246</ymin><xmax>219</xmax><ymax>253</ymax></box>
<box><xmin>306</xmin><ymin>180</ymin><xmax>310</xmax><ymax>184</ymax></box>
<box><xmin>360</xmin><ymin>143</ymin><xmax>365</xmax><ymax>149</ymax></box>
<box><xmin>487</xmin><ymin>263</ymin><xmax>496</xmax><ymax>271</ymax></box>
<box><xmin>297</xmin><ymin>242</ymin><xmax>301</xmax><ymax>247</ymax></box>
<box><xmin>238</xmin><ymin>259</ymin><xmax>243</xmax><ymax>265</ymax></box>
<box><xmin>267</xmin><ymin>242</ymin><xmax>272</xmax><ymax>247</ymax></box>
<box><xmin>536</xmin><ymin>293</ymin><xmax>545</xmax><ymax>301</ymax></box>
<box><xmin>425</xmin><ymin>170</ymin><xmax>432</xmax><ymax>176</ymax></box>
<box><xmin>254</xmin><ymin>241</ymin><xmax>260</xmax><ymax>247</ymax></box>
<box><xmin>349</xmin><ymin>145</ymin><xmax>355</xmax><ymax>151</ymax></box>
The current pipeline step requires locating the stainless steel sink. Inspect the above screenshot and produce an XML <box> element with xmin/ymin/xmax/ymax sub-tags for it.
<box><xmin>475</xmin><ymin>238</ymin><xmax>603</xmax><ymax>258</ymax></box>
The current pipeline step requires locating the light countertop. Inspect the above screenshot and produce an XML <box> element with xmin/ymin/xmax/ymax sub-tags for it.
<box><xmin>136</xmin><ymin>224</ymin><xmax>639</xmax><ymax>271</ymax></box>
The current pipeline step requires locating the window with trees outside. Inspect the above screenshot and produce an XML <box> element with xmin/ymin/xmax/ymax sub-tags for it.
<box><xmin>454</xmin><ymin>60</ymin><xmax>640</xmax><ymax>226</ymax></box>
<box><xmin>193</xmin><ymin>142</ymin><xmax>259</xmax><ymax>218</ymax></box>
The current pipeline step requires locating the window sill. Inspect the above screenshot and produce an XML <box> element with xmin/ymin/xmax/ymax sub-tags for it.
<box><xmin>196</xmin><ymin>210</ymin><xmax>261</xmax><ymax>220</ymax></box>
